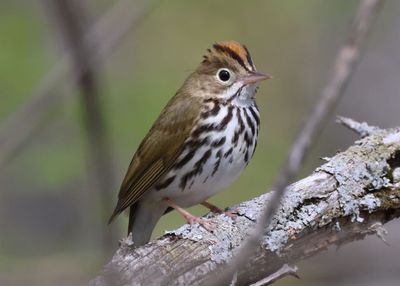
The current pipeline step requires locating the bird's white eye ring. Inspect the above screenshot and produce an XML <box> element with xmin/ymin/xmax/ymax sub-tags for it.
<box><xmin>217</xmin><ymin>68</ymin><xmax>231</xmax><ymax>83</ymax></box>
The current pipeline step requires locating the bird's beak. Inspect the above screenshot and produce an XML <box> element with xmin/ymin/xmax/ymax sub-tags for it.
<box><xmin>240</xmin><ymin>72</ymin><xmax>272</xmax><ymax>85</ymax></box>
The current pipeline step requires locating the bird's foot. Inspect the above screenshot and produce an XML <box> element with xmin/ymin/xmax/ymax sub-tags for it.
<box><xmin>183</xmin><ymin>213</ymin><xmax>215</xmax><ymax>231</ymax></box>
<box><xmin>163</xmin><ymin>198</ymin><xmax>215</xmax><ymax>231</ymax></box>
<box><xmin>223</xmin><ymin>208</ymin><xmax>239</xmax><ymax>219</ymax></box>
<box><xmin>201</xmin><ymin>201</ymin><xmax>238</xmax><ymax>219</ymax></box>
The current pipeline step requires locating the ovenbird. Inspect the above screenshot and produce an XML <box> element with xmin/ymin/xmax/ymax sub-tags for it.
<box><xmin>109</xmin><ymin>41</ymin><xmax>270</xmax><ymax>246</ymax></box>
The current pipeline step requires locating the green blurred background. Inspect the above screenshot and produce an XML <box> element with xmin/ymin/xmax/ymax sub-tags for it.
<box><xmin>1</xmin><ymin>0</ymin><xmax>400</xmax><ymax>285</ymax></box>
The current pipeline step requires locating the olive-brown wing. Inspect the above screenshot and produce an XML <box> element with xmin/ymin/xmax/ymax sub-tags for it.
<box><xmin>108</xmin><ymin>94</ymin><xmax>201</xmax><ymax>222</ymax></box>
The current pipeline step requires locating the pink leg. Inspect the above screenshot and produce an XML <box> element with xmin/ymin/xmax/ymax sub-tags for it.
<box><xmin>201</xmin><ymin>201</ymin><xmax>223</xmax><ymax>213</ymax></box>
<box><xmin>163</xmin><ymin>198</ymin><xmax>214</xmax><ymax>230</ymax></box>
<box><xmin>201</xmin><ymin>201</ymin><xmax>238</xmax><ymax>219</ymax></box>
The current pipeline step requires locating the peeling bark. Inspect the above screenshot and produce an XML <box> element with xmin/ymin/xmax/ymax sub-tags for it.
<box><xmin>90</xmin><ymin>123</ymin><xmax>400</xmax><ymax>286</ymax></box>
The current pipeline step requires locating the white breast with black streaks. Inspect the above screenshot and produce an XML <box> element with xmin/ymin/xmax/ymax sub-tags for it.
<box><xmin>145</xmin><ymin>96</ymin><xmax>260</xmax><ymax>208</ymax></box>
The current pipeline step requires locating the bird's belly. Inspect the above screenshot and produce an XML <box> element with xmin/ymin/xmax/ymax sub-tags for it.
<box><xmin>175</xmin><ymin>149</ymin><xmax>247</xmax><ymax>207</ymax></box>
<box><xmin>152</xmin><ymin>145</ymin><xmax>250</xmax><ymax>207</ymax></box>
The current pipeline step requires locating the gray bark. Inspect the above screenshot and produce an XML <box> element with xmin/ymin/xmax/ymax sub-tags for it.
<box><xmin>90</xmin><ymin>120</ymin><xmax>400</xmax><ymax>286</ymax></box>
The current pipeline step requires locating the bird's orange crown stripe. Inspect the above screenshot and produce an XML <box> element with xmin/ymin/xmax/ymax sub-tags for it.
<box><xmin>215</xmin><ymin>41</ymin><xmax>249</xmax><ymax>61</ymax></box>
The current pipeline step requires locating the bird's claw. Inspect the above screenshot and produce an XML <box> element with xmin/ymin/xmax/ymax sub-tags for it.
<box><xmin>185</xmin><ymin>215</ymin><xmax>215</xmax><ymax>231</ymax></box>
<box><xmin>223</xmin><ymin>208</ymin><xmax>239</xmax><ymax>219</ymax></box>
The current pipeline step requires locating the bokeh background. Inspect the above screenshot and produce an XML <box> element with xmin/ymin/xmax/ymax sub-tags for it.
<box><xmin>1</xmin><ymin>0</ymin><xmax>400</xmax><ymax>285</ymax></box>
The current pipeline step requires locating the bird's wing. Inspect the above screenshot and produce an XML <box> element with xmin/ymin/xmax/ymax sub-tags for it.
<box><xmin>108</xmin><ymin>93</ymin><xmax>202</xmax><ymax>222</ymax></box>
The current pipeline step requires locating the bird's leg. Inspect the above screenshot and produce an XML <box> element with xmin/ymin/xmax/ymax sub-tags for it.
<box><xmin>201</xmin><ymin>201</ymin><xmax>238</xmax><ymax>219</ymax></box>
<box><xmin>201</xmin><ymin>201</ymin><xmax>223</xmax><ymax>213</ymax></box>
<box><xmin>163</xmin><ymin>198</ymin><xmax>214</xmax><ymax>230</ymax></box>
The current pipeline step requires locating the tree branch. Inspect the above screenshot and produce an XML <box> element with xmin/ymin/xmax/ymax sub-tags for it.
<box><xmin>89</xmin><ymin>121</ymin><xmax>400</xmax><ymax>286</ymax></box>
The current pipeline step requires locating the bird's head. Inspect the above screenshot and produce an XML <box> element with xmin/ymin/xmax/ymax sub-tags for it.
<box><xmin>183</xmin><ymin>41</ymin><xmax>271</xmax><ymax>105</ymax></box>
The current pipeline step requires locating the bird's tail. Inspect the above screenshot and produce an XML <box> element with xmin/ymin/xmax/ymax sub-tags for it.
<box><xmin>127</xmin><ymin>204</ymin><xmax>137</xmax><ymax>235</ymax></box>
<box><xmin>129</xmin><ymin>201</ymin><xmax>167</xmax><ymax>247</ymax></box>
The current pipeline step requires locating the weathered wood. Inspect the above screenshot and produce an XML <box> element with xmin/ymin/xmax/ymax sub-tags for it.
<box><xmin>90</xmin><ymin>123</ymin><xmax>400</xmax><ymax>286</ymax></box>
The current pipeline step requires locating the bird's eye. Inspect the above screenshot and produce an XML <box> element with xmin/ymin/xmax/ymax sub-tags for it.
<box><xmin>217</xmin><ymin>68</ymin><xmax>231</xmax><ymax>82</ymax></box>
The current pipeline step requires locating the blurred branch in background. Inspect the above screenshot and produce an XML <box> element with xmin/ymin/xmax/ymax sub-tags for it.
<box><xmin>209</xmin><ymin>0</ymin><xmax>384</xmax><ymax>284</ymax></box>
<box><xmin>45</xmin><ymin>0</ymin><xmax>117</xmax><ymax>253</ymax></box>
<box><xmin>0</xmin><ymin>0</ymin><xmax>156</xmax><ymax>168</ymax></box>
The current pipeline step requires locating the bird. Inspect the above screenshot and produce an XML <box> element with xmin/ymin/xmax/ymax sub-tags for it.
<box><xmin>109</xmin><ymin>41</ymin><xmax>271</xmax><ymax>246</ymax></box>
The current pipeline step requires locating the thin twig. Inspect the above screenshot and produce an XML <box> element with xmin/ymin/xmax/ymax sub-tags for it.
<box><xmin>336</xmin><ymin>115</ymin><xmax>378</xmax><ymax>137</ymax></box>
<box><xmin>207</xmin><ymin>0</ymin><xmax>384</xmax><ymax>284</ymax></box>
<box><xmin>0</xmin><ymin>0</ymin><xmax>156</xmax><ymax>168</ymax></box>
<box><xmin>249</xmin><ymin>265</ymin><xmax>299</xmax><ymax>286</ymax></box>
